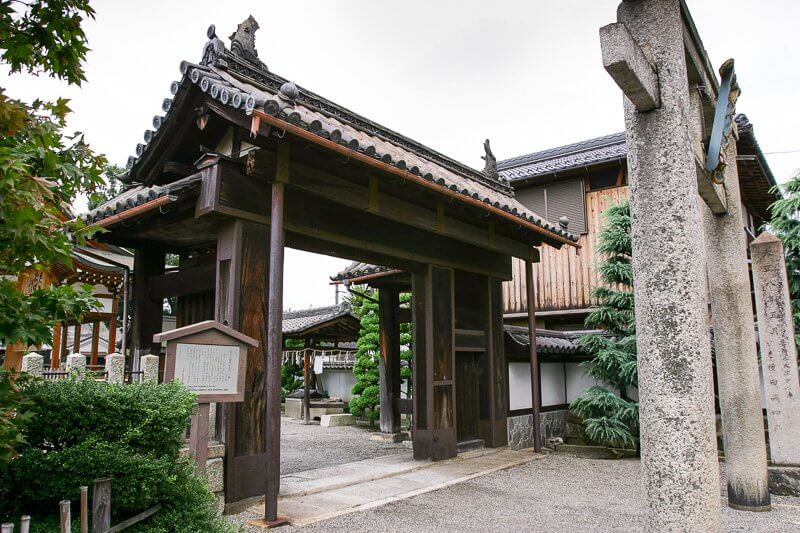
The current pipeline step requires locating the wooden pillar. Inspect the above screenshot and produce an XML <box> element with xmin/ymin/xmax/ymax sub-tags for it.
<box><xmin>263</xmin><ymin>167</ymin><xmax>286</xmax><ymax>523</ymax></box>
<box><xmin>483</xmin><ymin>276</ymin><xmax>508</xmax><ymax>447</ymax></box>
<box><xmin>411</xmin><ymin>269</ymin><xmax>430</xmax><ymax>460</ymax></box>
<box><xmin>52</xmin><ymin>322</ymin><xmax>63</xmax><ymax>369</ymax></box>
<box><xmin>132</xmin><ymin>247</ymin><xmax>165</xmax><ymax>359</ymax></box>
<box><xmin>525</xmin><ymin>260</ymin><xmax>541</xmax><ymax>452</ymax></box>
<box><xmin>379</xmin><ymin>287</ymin><xmax>401</xmax><ymax>434</ymax></box>
<box><xmin>411</xmin><ymin>265</ymin><xmax>456</xmax><ymax>461</ymax></box>
<box><xmin>108</xmin><ymin>295</ymin><xmax>119</xmax><ymax>355</ymax></box>
<box><xmin>303</xmin><ymin>342</ymin><xmax>311</xmax><ymax>425</ymax></box>
<box><xmin>72</xmin><ymin>323</ymin><xmax>82</xmax><ymax>354</ymax></box>
<box><xmin>60</xmin><ymin>321</ymin><xmax>69</xmax><ymax>363</ymax></box>
<box><xmin>216</xmin><ymin>219</ymin><xmax>269</xmax><ymax>505</ymax></box>
<box><xmin>107</xmin><ymin>317</ymin><xmax>118</xmax><ymax>356</ymax></box>
<box><xmin>90</xmin><ymin>321</ymin><xmax>100</xmax><ymax>367</ymax></box>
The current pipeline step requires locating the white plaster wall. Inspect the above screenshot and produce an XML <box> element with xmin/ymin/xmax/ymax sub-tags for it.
<box><xmin>320</xmin><ymin>369</ymin><xmax>356</xmax><ymax>402</ymax></box>
<box><xmin>508</xmin><ymin>362</ymin><xmax>567</xmax><ymax>410</ymax></box>
<box><xmin>565</xmin><ymin>362</ymin><xmax>600</xmax><ymax>402</ymax></box>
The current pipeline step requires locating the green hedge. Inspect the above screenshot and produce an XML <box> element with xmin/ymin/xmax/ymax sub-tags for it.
<box><xmin>0</xmin><ymin>378</ymin><xmax>231</xmax><ymax>532</ymax></box>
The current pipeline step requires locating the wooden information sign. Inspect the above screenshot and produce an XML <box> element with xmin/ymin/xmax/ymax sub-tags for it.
<box><xmin>153</xmin><ymin>320</ymin><xmax>258</xmax><ymax>474</ymax></box>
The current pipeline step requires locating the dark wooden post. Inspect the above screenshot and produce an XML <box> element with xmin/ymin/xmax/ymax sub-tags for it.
<box><xmin>72</xmin><ymin>323</ymin><xmax>82</xmax><ymax>353</ymax></box>
<box><xmin>303</xmin><ymin>341</ymin><xmax>311</xmax><ymax>425</ymax></box>
<box><xmin>52</xmin><ymin>322</ymin><xmax>63</xmax><ymax>369</ymax></box>
<box><xmin>482</xmin><ymin>276</ymin><xmax>508</xmax><ymax>448</ymax></box>
<box><xmin>108</xmin><ymin>296</ymin><xmax>119</xmax><ymax>354</ymax></box>
<box><xmin>90</xmin><ymin>321</ymin><xmax>100</xmax><ymax>366</ymax></box>
<box><xmin>132</xmin><ymin>247</ymin><xmax>165</xmax><ymax>360</ymax></box>
<box><xmin>379</xmin><ymin>287</ymin><xmax>401</xmax><ymax>434</ymax></box>
<box><xmin>411</xmin><ymin>269</ymin><xmax>430</xmax><ymax>460</ymax></box>
<box><xmin>216</xmin><ymin>218</ymin><xmax>269</xmax><ymax>505</ymax></box>
<box><xmin>525</xmin><ymin>260</ymin><xmax>542</xmax><ymax>452</ymax></box>
<box><xmin>411</xmin><ymin>265</ymin><xmax>456</xmax><ymax>461</ymax></box>
<box><xmin>263</xmin><ymin>142</ymin><xmax>288</xmax><ymax>526</ymax></box>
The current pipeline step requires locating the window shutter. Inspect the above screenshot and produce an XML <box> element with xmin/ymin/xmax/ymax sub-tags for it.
<box><xmin>545</xmin><ymin>179</ymin><xmax>586</xmax><ymax>234</ymax></box>
<box><xmin>515</xmin><ymin>185</ymin><xmax>547</xmax><ymax>220</ymax></box>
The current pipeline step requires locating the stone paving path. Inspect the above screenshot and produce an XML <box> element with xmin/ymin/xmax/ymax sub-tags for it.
<box><xmin>237</xmin><ymin>447</ymin><xmax>542</xmax><ymax>528</ymax></box>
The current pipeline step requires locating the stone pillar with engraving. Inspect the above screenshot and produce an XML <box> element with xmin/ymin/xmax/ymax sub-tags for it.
<box><xmin>750</xmin><ymin>233</ymin><xmax>800</xmax><ymax>495</ymax></box>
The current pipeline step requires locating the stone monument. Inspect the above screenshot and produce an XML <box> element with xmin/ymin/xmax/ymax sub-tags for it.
<box><xmin>751</xmin><ymin>232</ymin><xmax>800</xmax><ymax>496</ymax></box>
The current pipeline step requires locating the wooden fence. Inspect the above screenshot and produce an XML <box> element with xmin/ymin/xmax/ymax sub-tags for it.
<box><xmin>2</xmin><ymin>479</ymin><xmax>160</xmax><ymax>533</ymax></box>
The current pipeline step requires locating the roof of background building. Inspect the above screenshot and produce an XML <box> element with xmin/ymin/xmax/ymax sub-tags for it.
<box><xmin>498</xmin><ymin>132</ymin><xmax>627</xmax><ymax>182</ymax></box>
<box><xmin>282</xmin><ymin>303</ymin><xmax>360</xmax><ymax>340</ymax></box>
<box><xmin>497</xmin><ymin>115</ymin><xmax>779</xmax><ymax>220</ymax></box>
<box><xmin>330</xmin><ymin>262</ymin><xmax>396</xmax><ymax>283</ymax></box>
<box><xmin>82</xmin><ymin>17</ymin><xmax>577</xmax><ymax>245</ymax></box>
<box><xmin>504</xmin><ymin>326</ymin><xmax>591</xmax><ymax>355</ymax></box>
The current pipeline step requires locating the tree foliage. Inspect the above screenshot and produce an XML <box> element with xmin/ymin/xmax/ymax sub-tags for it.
<box><xmin>87</xmin><ymin>164</ymin><xmax>125</xmax><ymax>210</ymax></box>
<box><xmin>348</xmin><ymin>289</ymin><xmax>412</xmax><ymax>425</ymax></box>
<box><xmin>767</xmin><ymin>172</ymin><xmax>800</xmax><ymax>356</ymax></box>
<box><xmin>571</xmin><ymin>200</ymin><xmax>639</xmax><ymax>449</ymax></box>
<box><xmin>0</xmin><ymin>370</ymin><xmax>34</xmax><ymax>463</ymax></box>
<box><xmin>0</xmin><ymin>0</ymin><xmax>106</xmax><ymax>349</ymax></box>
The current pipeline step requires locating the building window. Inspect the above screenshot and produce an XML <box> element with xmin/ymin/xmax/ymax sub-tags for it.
<box><xmin>515</xmin><ymin>178</ymin><xmax>587</xmax><ymax>234</ymax></box>
<box><xmin>588</xmin><ymin>167</ymin><xmax>622</xmax><ymax>191</ymax></box>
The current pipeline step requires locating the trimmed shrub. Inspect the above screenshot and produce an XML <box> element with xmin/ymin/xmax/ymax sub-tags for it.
<box><xmin>0</xmin><ymin>378</ymin><xmax>230</xmax><ymax>532</ymax></box>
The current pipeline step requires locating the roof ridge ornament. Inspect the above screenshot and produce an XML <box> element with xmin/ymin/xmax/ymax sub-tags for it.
<box><xmin>229</xmin><ymin>15</ymin><xmax>266</xmax><ymax>70</ymax></box>
<box><xmin>278</xmin><ymin>81</ymin><xmax>299</xmax><ymax>104</ymax></box>
<box><xmin>482</xmin><ymin>139</ymin><xmax>499</xmax><ymax>180</ymax></box>
<box><xmin>201</xmin><ymin>24</ymin><xmax>225</xmax><ymax>66</ymax></box>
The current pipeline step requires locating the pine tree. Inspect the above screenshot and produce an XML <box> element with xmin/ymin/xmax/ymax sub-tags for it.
<box><xmin>348</xmin><ymin>289</ymin><xmax>412</xmax><ymax>426</ymax></box>
<box><xmin>570</xmin><ymin>200</ymin><xmax>639</xmax><ymax>449</ymax></box>
<box><xmin>767</xmin><ymin>172</ymin><xmax>800</xmax><ymax>357</ymax></box>
<box><xmin>349</xmin><ymin>289</ymin><xmax>381</xmax><ymax>424</ymax></box>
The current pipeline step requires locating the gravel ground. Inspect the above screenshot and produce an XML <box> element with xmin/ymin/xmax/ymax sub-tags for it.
<box><xmin>279</xmin><ymin>416</ymin><xmax>407</xmax><ymax>475</ymax></box>
<box><xmin>231</xmin><ymin>452</ymin><xmax>800</xmax><ymax>532</ymax></box>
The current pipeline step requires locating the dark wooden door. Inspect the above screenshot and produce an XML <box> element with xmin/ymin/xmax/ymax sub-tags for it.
<box><xmin>456</xmin><ymin>352</ymin><xmax>480</xmax><ymax>442</ymax></box>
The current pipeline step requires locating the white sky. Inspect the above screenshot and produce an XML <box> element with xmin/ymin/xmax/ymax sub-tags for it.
<box><xmin>2</xmin><ymin>0</ymin><xmax>799</xmax><ymax>309</ymax></box>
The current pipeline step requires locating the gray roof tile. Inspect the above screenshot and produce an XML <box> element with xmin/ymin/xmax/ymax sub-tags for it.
<box><xmin>113</xmin><ymin>27</ymin><xmax>577</xmax><ymax>244</ymax></box>
<box><xmin>283</xmin><ymin>303</ymin><xmax>357</xmax><ymax>335</ymax></box>
<box><xmin>499</xmin><ymin>132</ymin><xmax>627</xmax><ymax>182</ymax></box>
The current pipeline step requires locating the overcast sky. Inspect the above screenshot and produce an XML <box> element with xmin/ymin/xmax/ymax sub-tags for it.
<box><xmin>3</xmin><ymin>0</ymin><xmax>799</xmax><ymax>309</ymax></box>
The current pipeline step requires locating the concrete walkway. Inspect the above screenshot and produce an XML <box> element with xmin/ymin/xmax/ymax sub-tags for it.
<box><xmin>237</xmin><ymin>447</ymin><xmax>542</xmax><ymax>528</ymax></box>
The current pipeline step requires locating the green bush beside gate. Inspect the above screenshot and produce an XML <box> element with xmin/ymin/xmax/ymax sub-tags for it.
<box><xmin>0</xmin><ymin>378</ymin><xmax>231</xmax><ymax>532</ymax></box>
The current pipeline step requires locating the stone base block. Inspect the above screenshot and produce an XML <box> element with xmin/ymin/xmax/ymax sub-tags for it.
<box><xmin>206</xmin><ymin>458</ymin><xmax>224</xmax><ymax>492</ymax></box>
<box><xmin>553</xmin><ymin>444</ymin><xmax>614</xmax><ymax>459</ymax></box>
<box><xmin>320</xmin><ymin>414</ymin><xmax>355</xmax><ymax>427</ymax></box>
<box><xmin>207</xmin><ymin>442</ymin><xmax>225</xmax><ymax>459</ymax></box>
<box><xmin>370</xmin><ymin>432</ymin><xmax>409</xmax><ymax>443</ymax></box>
<box><xmin>769</xmin><ymin>465</ymin><xmax>800</xmax><ymax>496</ymax></box>
<box><xmin>214</xmin><ymin>491</ymin><xmax>225</xmax><ymax>515</ymax></box>
<box><xmin>284</xmin><ymin>398</ymin><xmax>344</xmax><ymax>420</ymax></box>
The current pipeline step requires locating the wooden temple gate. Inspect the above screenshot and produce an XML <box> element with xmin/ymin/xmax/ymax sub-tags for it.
<box><xmin>83</xmin><ymin>18</ymin><xmax>579</xmax><ymax>520</ymax></box>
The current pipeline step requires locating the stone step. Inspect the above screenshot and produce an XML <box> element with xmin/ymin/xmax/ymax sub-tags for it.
<box><xmin>269</xmin><ymin>447</ymin><xmax>544</xmax><ymax>527</ymax></box>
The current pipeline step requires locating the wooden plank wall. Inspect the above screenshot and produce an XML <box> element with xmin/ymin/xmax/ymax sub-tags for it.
<box><xmin>503</xmin><ymin>186</ymin><xmax>630</xmax><ymax>314</ymax></box>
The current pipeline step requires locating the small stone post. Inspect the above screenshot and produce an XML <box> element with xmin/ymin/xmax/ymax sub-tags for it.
<box><xmin>21</xmin><ymin>352</ymin><xmax>44</xmax><ymax>377</ymax></box>
<box><xmin>600</xmin><ymin>1</ymin><xmax>721</xmax><ymax>529</ymax></box>
<box><xmin>66</xmin><ymin>353</ymin><xmax>87</xmax><ymax>376</ymax></box>
<box><xmin>751</xmin><ymin>232</ymin><xmax>800</xmax><ymax>466</ymax></box>
<box><xmin>701</xmin><ymin>140</ymin><xmax>770</xmax><ymax>511</ymax></box>
<box><xmin>104</xmin><ymin>353</ymin><xmax>125</xmax><ymax>385</ymax></box>
<box><xmin>141</xmin><ymin>354</ymin><xmax>160</xmax><ymax>382</ymax></box>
